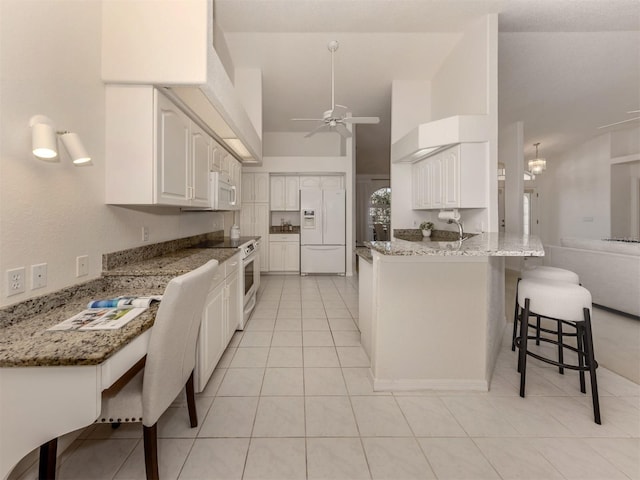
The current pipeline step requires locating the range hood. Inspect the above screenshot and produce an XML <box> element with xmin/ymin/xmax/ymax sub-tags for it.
<box><xmin>391</xmin><ymin>115</ymin><xmax>489</xmax><ymax>163</ymax></box>
<box><xmin>102</xmin><ymin>0</ymin><xmax>261</xmax><ymax>164</ymax></box>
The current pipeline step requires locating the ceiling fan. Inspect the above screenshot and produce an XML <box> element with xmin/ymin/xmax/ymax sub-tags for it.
<box><xmin>597</xmin><ymin>110</ymin><xmax>640</xmax><ymax>129</ymax></box>
<box><xmin>291</xmin><ymin>40</ymin><xmax>380</xmax><ymax>138</ymax></box>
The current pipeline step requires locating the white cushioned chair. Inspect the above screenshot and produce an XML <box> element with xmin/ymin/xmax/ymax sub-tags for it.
<box><xmin>39</xmin><ymin>259</ymin><xmax>218</xmax><ymax>480</ymax></box>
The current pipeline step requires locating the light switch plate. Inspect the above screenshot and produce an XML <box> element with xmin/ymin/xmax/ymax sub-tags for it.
<box><xmin>76</xmin><ymin>255</ymin><xmax>88</xmax><ymax>277</ymax></box>
<box><xmin>31</xmin><ymin>263</ymin><xmax>47</xmax><ymax>289</ymax></box>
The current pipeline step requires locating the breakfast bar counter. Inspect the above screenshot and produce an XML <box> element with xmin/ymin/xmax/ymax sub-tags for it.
<box><xmin>359</xmin><ymin>231</ymin><xmax>544</xmax><ymax>393</ymax></box>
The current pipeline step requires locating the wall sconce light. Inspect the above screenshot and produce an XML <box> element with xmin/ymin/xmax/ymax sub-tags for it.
<box><xmin>29</xmin><ymin>115</ymin><xmax>92</xmax><ymax>165</ymax></box>
<box><xmin>528</xmin><ymin>142</ymin><xmax>546</xmax><ymax>175</ymax></box>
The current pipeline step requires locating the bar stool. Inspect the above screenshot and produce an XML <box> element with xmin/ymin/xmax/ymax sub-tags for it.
<box><xmin>515</xmin><ymin>278</ymin><xmax>601</xmax><ymax>424</ymax></box>
<box><xmin>512</xmin><ymin>266</ymin><xmax>580</xmax><ymax>358</ymax></box>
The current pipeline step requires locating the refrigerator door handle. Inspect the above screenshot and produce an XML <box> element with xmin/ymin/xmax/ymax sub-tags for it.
<box><xmin>322</xmin><ymin>199</ymin><xmax>326</xmax><ymax>239</ymax></box>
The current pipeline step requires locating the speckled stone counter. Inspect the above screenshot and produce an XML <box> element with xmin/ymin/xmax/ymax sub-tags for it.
<box><xmin>355</xmin><ymin>247</ymin><xmax>373</xmax><ymax>263</ymax></box>
<box><xmin>269</xmin><ymin>226</ymin><xmax>300</xmax><ymax>234</ymax></box>
<box><xmin>367</xmin><ymin>232</ymin><xmax>544</xmax><ymax>257</ymax></box>
<box><xmin>102</xmin><ymin>248</ymin><xmax>238</xmax><ymax>277</ymax></box>
<box><xmin>0</xmin><ymin>233</ymin><xmax>244</xmax><ymax>368</ymax></box>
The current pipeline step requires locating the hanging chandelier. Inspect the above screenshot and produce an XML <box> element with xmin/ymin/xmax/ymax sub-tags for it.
<box><xmin>528</xmin><ymin>142</ymin><xmax>546</xmax><ymax>175</ymax></box>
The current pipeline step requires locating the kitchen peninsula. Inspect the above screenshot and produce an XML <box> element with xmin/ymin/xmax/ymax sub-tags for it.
<box><xmin>358</xmin><ymin>230</ymin><xmax>544</xmax><ymax>392</ymax></box>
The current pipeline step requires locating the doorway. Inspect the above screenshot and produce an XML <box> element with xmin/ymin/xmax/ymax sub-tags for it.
<box><xmin>370</xmin><ymin>187</ymin><xmax>391</xmax><ymax>241</ymax></box>
<box><xmin>524</xmin><ymin>188</ymin><xmax>539</xmax><ymax>236</ymax></box>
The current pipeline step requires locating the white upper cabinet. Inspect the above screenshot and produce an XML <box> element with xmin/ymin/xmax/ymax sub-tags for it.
<box><xmin>299</xmin><ymin>175</ymin><xmax>344</xmax><ymax>190</ymax></box>
<box><xmin>270</xmin><ymin>175</ymin><xmax>299</xmax><ymax>211</ymax></box>
<box><xmin>285</xmin><ymin>176</ymin><xmax>300</xmax><ymax>210</ymax></box>
<box><xmin>411</xmin><ymin>143</ymin><xmax>486</xmax><ymax>210</ymax></box>
<box><xmin>242</xmin><ymin>173</ymin><xmax>269</xmax><ymax>203</ymax></box>
<box><xmin>106</xmin><ymin>85</ymin><xmax>210</xmax><ymax>207</ymax></box>
<box><xmin>190</xmin><ymin>122</ymin><xmax>213</xmax><ymax>207</ymax></box>
<box><xmin>156</xmin><ymin>96</ymin><xmax>190</xmax><ymax>205</ymax></box>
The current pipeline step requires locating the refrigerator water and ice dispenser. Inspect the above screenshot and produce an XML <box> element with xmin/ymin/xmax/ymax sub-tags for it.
<box><xmin>303</xmin><ymin>210</ymin><xmax>316</xmax><ymax>228</ymax></box>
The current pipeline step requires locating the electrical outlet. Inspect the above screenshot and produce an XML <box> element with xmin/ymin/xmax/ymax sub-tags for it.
<box><xmin>6</xmin><ymin>267</ymin><xmax>25</xmax><ymax>296</ymax></box>
<box><xmin>142</xmin><ymin>226</ymin><xmax>149</xmax><ymax>242</ymax></box>
<box><xmin>31</xmin><ymin>263</ymin><xmax>47</xmax><ymax>289</ymax></box>
<box><xmin>76</xmin><ymin>255</ymin><xmax>88</xmax><ymax>277</ymax></box>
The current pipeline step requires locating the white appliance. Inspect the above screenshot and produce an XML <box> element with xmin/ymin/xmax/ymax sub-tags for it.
<box><xmin>210</xmin><ymin>171</ymin><xmax>238</xmax><ymax>211</ymax></box>
<box><xmin>300</xmin><ymin>189</ymin><xmax>346</xmax><ymax>274</ymax></box>
<box><xmin>240</xmin><ymin>239</ymin><xmax>260</xmax><ymax>327</ymax></box>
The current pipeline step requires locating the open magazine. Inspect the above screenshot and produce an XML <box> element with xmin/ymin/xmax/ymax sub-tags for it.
<box><xmin>48</xmin><ymin>295</ymin><xmax>162</xmax><ymax>331</ymax></box>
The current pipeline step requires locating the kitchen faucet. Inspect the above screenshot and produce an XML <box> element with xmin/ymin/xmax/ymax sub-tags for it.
<box><xmin>438</xmin><ymin>209</ymin><xmax>464</xmax><ymax>240</ymax></box>
<box><xmin>448</xmin><ymin>217</ymin><xmax>464</xmax><ymax>240</ymax></box>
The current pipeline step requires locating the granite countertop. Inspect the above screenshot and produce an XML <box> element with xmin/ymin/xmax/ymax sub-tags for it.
<box><xmin>102</xmin><ymin>248</ymin><xmax>239</xmax><ymax>277</ymax></box>
<box><xmin>367</xmin><ymin>232</ymin><xmax>545</xmax><ymax>257</ymax></box>
<box><xmin>0</xmin><ymin>235</ymin><xmax>242</xmax><ymax>368</ymax></box>
<box><xmin>355</xmin><ymin>247</ymin><xmax>373</xmax><ymax>263</ymax></box>
<box><xmin>269</xmin><ymin>226</ymin><xmax>300</xmax><ymax>234</ymax></box>
<box><xmin>0</xmin><ymin>284</ymin><xmax>162</xmax><ymax>367</ymax></box>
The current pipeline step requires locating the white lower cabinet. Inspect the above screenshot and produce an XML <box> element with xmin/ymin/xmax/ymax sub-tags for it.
<box><xmin>269</xmin><ymin>234</ymin><xmax>300</xmax><ymax>272</ymax></box>
<box><xmin>411</xmin><ymin>143</ymin><xmax>486</xmax><ymax>210</ymax></box>
<box><xmin>195</xmin><ymin>252</ymin><xmax>241</xmax><ymax>392</ymax></box>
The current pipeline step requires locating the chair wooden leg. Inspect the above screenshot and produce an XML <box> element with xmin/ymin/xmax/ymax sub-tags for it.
<box><xmin>186</xmin><ymin>370</ymin><xmax>198</xmax><ymax>428</ymax></box>
<box><xmin>583</xmin><ymin>309</ymin><xmax>601</xmax><ymax>425</ymax></box>
<box><xmin>38</xmin><ymin>438</ymin><xmax>58</xmax><ymax>480</ymax></box>
<box><xmin>535</xmin><ymin>315</ymin><xmax>541</xmax><ymax>345</ymax></box>
<box><xmin>519</xmin><ymin>299</ymin><xmax>530</xmax><ymax>397</ymax></box>
<box><xmin>143</xmin><ymin>424</ymin><xmax>159</xmax><ymax>480</ymax></box>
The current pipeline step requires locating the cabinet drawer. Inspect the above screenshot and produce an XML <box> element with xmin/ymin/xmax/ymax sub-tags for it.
<box><xmin>270</xmin><ymin>234</ymin><xmax>300</xmax><ymax>243</ymax></box>
<box><xmin>224</xmin><ymin>253</ymin><xmax>242</xmax><ymax>276</ymax></box>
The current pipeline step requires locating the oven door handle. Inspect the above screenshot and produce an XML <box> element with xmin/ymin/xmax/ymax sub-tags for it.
<box><xmin>243</xmin><ymin>290</ymin><xmax>256</xmax><ymax>313</ymax></box>
<box><xmin>243</xmin><ymin>251</ymin><xmax>258</xmax><ymax>264</ymax></box>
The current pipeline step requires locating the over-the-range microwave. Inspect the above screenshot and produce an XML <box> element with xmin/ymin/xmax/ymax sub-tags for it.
<box><xmin>210</xmin><ymin>171</ymin><xmax>239</xmax><ymax>211</ymax></box>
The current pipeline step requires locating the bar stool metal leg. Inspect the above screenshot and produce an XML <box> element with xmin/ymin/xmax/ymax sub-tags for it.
<box><xmin>576</xmin><ymin>325</ymin><xmax>586</xmax><ymax>394</ymax></box>
<box><xmin>512</xmin><ymin>278</ymin><xmax>521</xmax><ymax>352</ymax></box>
<box><xmin>582</xmin><ymin>308</ymin><xmax>601</xmax><ymax>425</ymax></box>
<box><xmin>557</xmin><ymin>321</ymin><xmax>564</xmax><ymax>375</ymax></box>
<box><xmin>519</xmin><ymin>299</ymin><xmax>530</xmax><ymax>397</ymax></box>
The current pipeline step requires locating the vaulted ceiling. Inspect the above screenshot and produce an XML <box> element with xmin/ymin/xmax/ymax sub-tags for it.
<box><xmin>215</xmin><ymin>0</ymin><xmax>640</xmax><ymax>173</ymax></box>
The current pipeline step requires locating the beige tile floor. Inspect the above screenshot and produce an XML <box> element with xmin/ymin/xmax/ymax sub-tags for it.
<box><xmin>14</xmin><ymin>274</ymin><xmax>640</xmax><ymax>480</ymax></box>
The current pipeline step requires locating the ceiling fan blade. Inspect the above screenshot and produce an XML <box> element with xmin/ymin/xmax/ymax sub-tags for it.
<box><xmin>291</xmin><ymin>118</ymin><xmax>324</xmax><ymax>122</ymax></box>
<box><xmin>331</xmin><ymin>104</ymin><xmax>348</xmax><ymax>118</ymax></box>
<box><xmin>304</xmin><ymin>124</ymin><xmax>331</xmax><ymax>138</ymax></box>
<box><xmin>597</xmin><ymin>116</ymin><xmax>640</xmax><ymax>129</ymax></box>
<box><xmin>334</xmin><ymin>123</ymin><xmax>352</xmax><ymax>138</ymax></box>
<box><xmin>343</xmin><ymin>116</ymin><xmax>380</xmax><ymax>124</ymax></box>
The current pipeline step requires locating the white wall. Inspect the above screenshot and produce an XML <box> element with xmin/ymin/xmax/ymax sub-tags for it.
<box><xmin>263</xmin><ymin>132</ymin><xmax>343</xmax><ymax>157</ymax></box>
<box><xmin>537</xmin><ymin>134</ymin><xmax>612</xmax><ymax>245</ymax></box>
<box><xmin>0</xmin><ymin>0</ymin><xmax>226</xmax><ymax>307</ymax></box>
<box><xmin>430</xmin><ymin>17</ymin><xmax>490</xmax><ymax>120</ymax></box>
<box><xmin>390</xmin><ymin>81</ymin><xmax>432</xmax><ymax>144</ymax></box>
<box><xmin>234</xmin><ymin>68</ymin><xmax>262</xmax><ymax>140</ymax></box>
<box><xmin>610</xmin><ymin>161</ymin><xmax>640</xmax><ymax>238</ymax></box>
<box><xmin>499</xmin><ymin>121</ymin><xmax>524</xmax><ymax>270</ymax></box>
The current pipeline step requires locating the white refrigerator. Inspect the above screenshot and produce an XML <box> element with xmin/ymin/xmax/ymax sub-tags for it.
<box><xmin>300</xmin><ymin>189</ymin><xmax>346</xmax><ymax>274</ymax></box>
